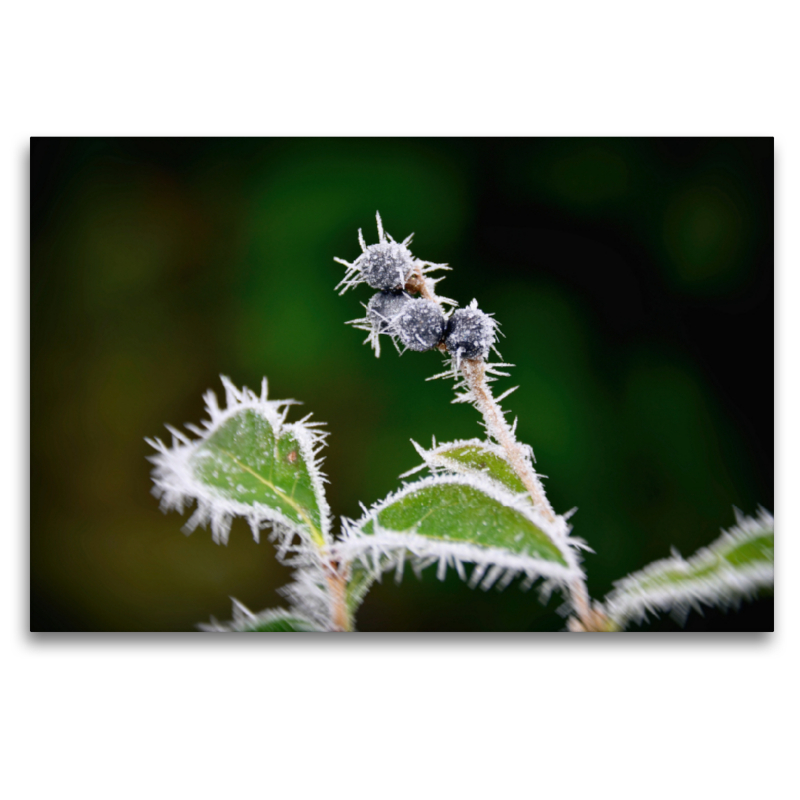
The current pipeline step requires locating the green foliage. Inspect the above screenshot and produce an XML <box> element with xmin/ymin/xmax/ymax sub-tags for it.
<box><xmin>410</xmin><ymin>439</ymin><xmax>529</xmax><ymax>495</ymax></box>
<box><xmin>146</xmin><ymin>208</ymin><xmax>773</xmax><ymax>633</ymax></box>
<box><xmin>151</xmin><ymin>375</ymin><xmax>772</xmax><ymax>631</ymax></box>
<box><xmin>344</xmin><ymin>561</ymin><xmax>377</xmax><ymax>617</ymax></box>
<box><xmin>147</xmin><ymin>378</ymin><xmax>331</xmax><ymax>549</ymax></box>
<box><xmin>243</xmin><ymin>616</ymin><xmax>322</xmax><ymax>632</ymax></box>
<box><xmin>192</xmin><ymin>408</ymin><xmax>326</xmax><ymax>547</ymax></box>
<box><xmin>603</xmin><ymin>510</ymin><xmax>774</xmax><ymax>629</ymax></box>
<box><xmin>361</xmin><ymin>479</ymin><xmax>566</xmax><ymax>565</ymax></box>
<box><xmin>198</xmin><ymin>601</ymin><xmax>323</xmax><ymax>632</ymax></box>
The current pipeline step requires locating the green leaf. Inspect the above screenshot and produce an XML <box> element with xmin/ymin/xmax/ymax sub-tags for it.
<box><xmin>198</xmin><ymin>600</ymin><xmax>323</xmax><ymax>632</ymax></box>
<box><xmin>337</xmin><ymin>475</ymin><xmax>583</xmax><ymax>591</ymax></box>
<box><xmin>408</xmin><ymin>438</ymin><xmax>529</xmax><ymax>495</ymax></box>
<box><xmin>242</xmin><ymin>615</ymin><xmax>322</xmax><ymax>632</ymax></box>
<box><xmin>191</xmin><ymin>408</ymin><xmax>326</xmax><ymax>547</ymax></box>
<box><xmin>148</xmin><ymin>376</ymin><xmax>330</xmax><ymax>548</ymax></box>
<box><xmin>362</xmin><ymin>482</ymin><xmax>565</xmax><ymax>562</ymax></box>
<box><xmin>604</xmin><ymin>509</ymin><xmax>774</xmax><ymax>629</ymax></box>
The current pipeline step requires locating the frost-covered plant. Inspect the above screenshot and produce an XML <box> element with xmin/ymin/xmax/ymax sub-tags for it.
<box><xmin>147</xmin><ymin>213</ymin><xmax>774</xmax><ymax>632</ymax></box>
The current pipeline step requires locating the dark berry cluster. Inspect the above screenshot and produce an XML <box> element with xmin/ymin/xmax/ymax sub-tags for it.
<box><xmin>338</xmin><ymin>214</ymin><xmax>497</xmax><ymax>361</ymax></box>
<box><xmin>365</xmin><ymin>293</ymin><xmax>496</xmax><ymax>360</ymax></box>
<box><xmin>367</xmin><ymin>292</ymin><xmax>446</xmax><ymax>352</ymax></box>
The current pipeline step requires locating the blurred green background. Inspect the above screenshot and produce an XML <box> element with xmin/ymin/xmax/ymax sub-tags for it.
<box><xmin>30</xmin><ymin>138</ymin><xmax>773</xmax><ymax>631</ymax></box>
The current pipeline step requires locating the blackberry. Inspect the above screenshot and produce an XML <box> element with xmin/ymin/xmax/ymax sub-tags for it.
<box><xmin>367</xmin><ymin>291</ymin><xmax>412</xmax><ymax>334</ymax></box>
<box><xmin>357</xmin><ymin>243</ymin><xmax>414</xmax><ymax>291</ymax></box>
<box><xmin>444</xmin><ymin>307</ymin><xmax>495</xmax><ymax>360</ymax></box>
<box><xmin>397</xmin><ymin>299</ymin><xmax>446</xmax><ymax>352</ymax></box>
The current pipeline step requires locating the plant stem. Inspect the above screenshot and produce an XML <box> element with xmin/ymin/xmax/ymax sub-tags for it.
<box><xmin>415</xmin><ymin>267</ymin><xmax>600</xmax><ymax>630</ymax></box>
<box><xmin>460</xmin><ymin>358</ymin><xmax>555</xmax><ymax>521</ymax></box>
<box><xmin>459</xmin><ymin>357</ymin><xmax>597</xmax><ymax>629</ymax></box>
<box><xmin>325</xmin><ymin>562</ymin><xmax>351</xmax><ymax>632</ymax></box>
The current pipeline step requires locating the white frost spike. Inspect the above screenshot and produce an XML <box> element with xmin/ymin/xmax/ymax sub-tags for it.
<box><xmin>146</xmin><ymin>376</ymin><xmax>333</xmax><ymax>552</ymax></box>
<box><xmin>428</xmin><ymin>357</ymin><xmax>514</xmax><ymax>388</ymax></box>
<box><xmin>602</xmin><ymin>509</ymin><xmax>774</xmax><ymax>629</ymax></box>
<box><xmin>393</xmin><ymin>548</ymin><xmax>406</xmax><ymax>584</ymax></box>
<box><xmin>332</xmin><ymin>474</ymin><xmax>585</xmax><ymax>593</ymax></box>
<box><xmin>469</xmin><ymin>563</ymin><xmax>488</xmax><ymax>589</ymax></box>
<box><xmin>480</xmin><ymin>564</ymin><xmax>505</xmax><ymax>591</ymax></box>
<box><xmin>277</xmin><ymin>561</ymin><xmax>339</xmax><ymax>630</ymax></box>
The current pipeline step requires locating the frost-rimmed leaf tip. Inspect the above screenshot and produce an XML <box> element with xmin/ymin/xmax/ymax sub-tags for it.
<box><xmin>146</xmin><ymin>376</ymin><xmax>332</xmax><ymax>550</ymax></box>
<box><xmin>602</xmin><ymin>508</ymin><xmax>774</xmax><ymax>629</ymax></box>
<box><xmin>402</xmin><ymin>437</ymin><xmax>532</xmax><ymax>497</ymax></box>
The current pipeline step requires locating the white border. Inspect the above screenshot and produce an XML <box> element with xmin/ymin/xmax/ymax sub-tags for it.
<box><xmin>7</xmin><ymin>4</ymin><xmax>795</xmax><ymax>798</ymax></box>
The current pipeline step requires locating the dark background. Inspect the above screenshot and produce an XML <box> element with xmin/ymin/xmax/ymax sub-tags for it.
<box><xmin>30</xmin><ymin>138</ymin><xmax>773</xmax><ymax>631</ymax></box>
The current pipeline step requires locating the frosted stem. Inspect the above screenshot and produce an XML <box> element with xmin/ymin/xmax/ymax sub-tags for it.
<box><xmin>460</xmin><ymin>359</ymin><xmax>555</xmax><ymax>520</ymax></box>
<box><xmin>568</xmin><ymin>576</ymin><xmax>592</xmax><ymax>625</ymax></box>
<box><xmin>459</xmin><ymin>357</ymin><xmax>598</xmax><ymax>629</ymax></box>
<box><xmin>325</xmin><ymin>563</ymin><xmax>351</xmax><ymax>632</ymax></box>
<box><xmin>418</xmin><ymin>263</ymin><xmax>597</xmax><ymax>629</ymax></box>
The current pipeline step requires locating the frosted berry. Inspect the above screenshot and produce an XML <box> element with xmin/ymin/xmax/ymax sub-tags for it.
<box><xmin>367</xmin><ymin>291</ymin><xmax>413</xmax><ymax>334</ymax></box>
<box><xmin>444</xmin><ymin>307</ymin><xmax>495</xmax><ymax>360</ymax></box>
<box><xmin>357</xmin><ymin>243</ymin><xmax>414</xmax><ymax>291</ymax></box>
<box><xmin>397</xmin><ymin>299</ymin><xmax>446</xmax><ymax>352</ymax></box>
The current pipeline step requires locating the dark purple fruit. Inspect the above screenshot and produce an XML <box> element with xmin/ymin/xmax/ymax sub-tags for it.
<box><xmin>397</xmin><ymin>299</ymin><xmax>447</xmax><ymax>352</ymax></box>
<box><xmin>367</xmin><ymin>291</ymin><xmax>413</xmax><ymax>334</ymax></box>
<box><xmin>444</xmin><ymin>307</ymin><xmax>495</xmax><ymax>360</ymax></box>
<box><xmin>358</xmin><ymin>244</ymin><xmax>413</xmax><ymax>291</ymax></box>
